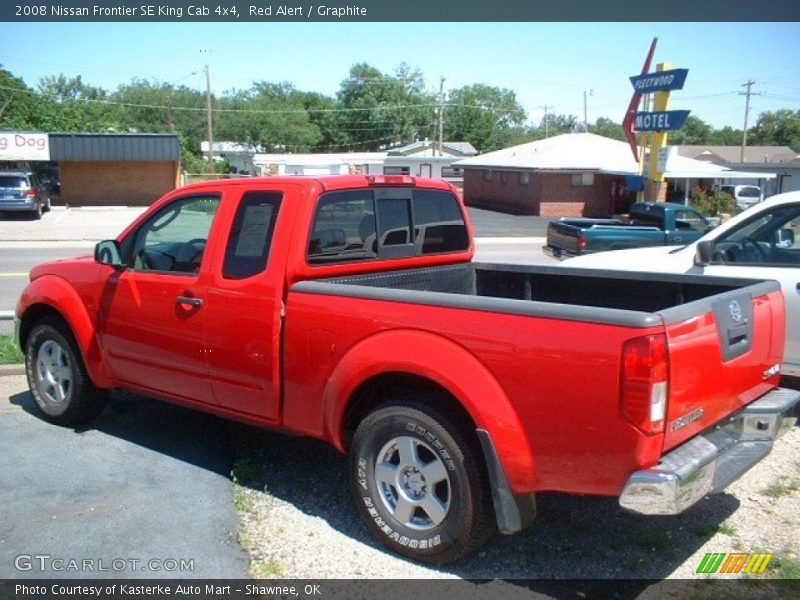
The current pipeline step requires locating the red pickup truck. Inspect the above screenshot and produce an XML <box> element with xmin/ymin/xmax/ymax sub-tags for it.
<box><xmin>15</xmin><ymin>175</ymin><xmax>799</xmax><ymax>565</ymax></box>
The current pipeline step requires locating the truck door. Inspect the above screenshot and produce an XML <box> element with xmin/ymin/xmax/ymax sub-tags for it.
<box><xmin>203</xmin><ymin>190</ymin><xmax>284</xmax><ymax>420</ymax></box>
<box><xmin>97</xmin><ymin>194</ymin><xmax>220</xmax><ymax>404</ymax></box>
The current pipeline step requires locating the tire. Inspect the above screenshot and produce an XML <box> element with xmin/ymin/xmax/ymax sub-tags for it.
<box><xmin>25</xmin><ymin>317</ymin><xmax>108</xmax><ymax>427</ymax></box>
<box><xmin>350</xmin><ymin>397</ymin><xmax>494</xmax><ymax>565</ymax></box>
<box><xmin>30</xmin><ymin>203</ymin><xmax>42</xmax><ymax>220</ymax></box>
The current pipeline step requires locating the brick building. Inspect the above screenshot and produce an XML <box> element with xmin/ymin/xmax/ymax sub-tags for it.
<box><xmin>455</xmin><ymin>133</ymin><xmax>639</xmax><ymax>217</ymax></box>
<box><xmin>50</xmin><ymin>133</ymin><xmax>181</xmax><ymax>206</ymax></box>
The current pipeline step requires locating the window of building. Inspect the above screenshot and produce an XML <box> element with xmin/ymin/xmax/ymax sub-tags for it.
<box><xmin>500</xmin><ymin>171</ymin><xmax>509</xmax><ymax>184</ymax></box>
<box><xmin>519</xmin><ymin>172</ymin><xmax>530</xmax><ymax>185</ymax></box>
<box><xmin>441</xmin><ymin>166</ymin><xmax>463</xmax><ymax>178</ymax></box>
<box><xmin>383</xmin><ymin>166</ymin><xmax>410</xmax><ymax>175</ymax></box>
<box><xmin>571</xmin><ymin>173</ymin><xmax>595</xmax><ymax>186</ymax></box>
<box><xmin>483</xmin><ymin>170</ymin><xmax>494</xmax><ymax>182</ymax></box>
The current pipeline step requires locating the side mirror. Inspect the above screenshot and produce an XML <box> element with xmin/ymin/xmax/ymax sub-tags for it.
<box><xmin>775</xmin><ymin>228</ymin><xmax>795</xmax><ymax>249</ymax></box>
<box><xmin>695</xmin><ymin>240</ymin><xmax>714</xmax><ymax>266</ymax></box>
<box><xmin>94</xmin><ymin>240</ymin><xmax>125</xmax><ymax>269</ymax></box>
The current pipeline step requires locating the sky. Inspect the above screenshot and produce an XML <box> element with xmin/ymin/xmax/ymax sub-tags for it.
<box><xmin>1</xmin><ymin>21</ymin><xmax>799</xmax><ymax>132</ymax></box>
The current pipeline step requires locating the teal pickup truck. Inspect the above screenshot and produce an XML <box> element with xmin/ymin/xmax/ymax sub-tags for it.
<box><xmin>544</xmin><ymin>202</ymin><xmax>712</xmax><ymax>259</ymax></box>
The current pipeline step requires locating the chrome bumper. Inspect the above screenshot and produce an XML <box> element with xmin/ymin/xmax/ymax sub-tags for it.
<box><xmin>619</xmin><ymin>387</ymin><xmax>800</xmax><ymax>516</ymax></box>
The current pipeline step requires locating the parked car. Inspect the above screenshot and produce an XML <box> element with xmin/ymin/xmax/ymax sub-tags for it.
<box><xmin>0</xmin><ymin>171</ymin><xmax>51</xmax><ymax>219</ymax></box>
<box><xmin>15</xmin><ymin>175</ymin><xmax>798</xmax><ymax>564</ymax></box>
<box><xmin>563</xmin><ymin>190</ymin><xmax>800</xmax><ymax>378</ymax></box>
<box><xmin>544</xmin><ymin>202</ymin><xmax>711</xmax><ymax>259</ymax></box>
<box><xmin>720</xmin><ymin>184</ymin><xmax>763</xmax><ymax>211</ymax></box>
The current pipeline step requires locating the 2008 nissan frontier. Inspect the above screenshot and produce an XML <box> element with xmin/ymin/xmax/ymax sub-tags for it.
<box><xmin>15</xmin><ymin>175</ymin><xmax>799</xmax><ymax>564</ymax></box>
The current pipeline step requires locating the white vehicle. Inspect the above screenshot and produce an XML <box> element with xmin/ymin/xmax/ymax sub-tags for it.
<box><xmin>564</xmin><ymin>190</ymin><xmax>800</xmax><ymax>377</ymax></box>
<box><xmin>720</xmin><ymin>184</ymin><xmax>764</xmax><ymax>211</ymax></box>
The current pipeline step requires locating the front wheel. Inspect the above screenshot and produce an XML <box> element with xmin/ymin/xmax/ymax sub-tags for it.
<box><xmin>350</xmin><ymin>399</ymin><xmax>494</xmax><ymax>565</ymax></box>
<box><xmin>25</xmin><ymin>317</ymin><xmax>108</xmax><ymax>426</ymax></box>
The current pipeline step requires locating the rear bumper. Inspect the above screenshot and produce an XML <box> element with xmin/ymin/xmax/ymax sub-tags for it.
<box><xmin>542</xmin><ymin>245</ymin><xmax>575</xmax><ymax>260</ymax></box>
<box><xmin>619</xmin><ymin>387</ymin><xmax>800</xmax><ymax>515</ymax></box>
<box><xmin>0</xmin><ymin>199</ymin><xmax>38</xmax><ymax>212</ymax></box>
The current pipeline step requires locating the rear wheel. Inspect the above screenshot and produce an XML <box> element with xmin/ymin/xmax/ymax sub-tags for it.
<box><xmin>350</xmin><ymin>397</ymin><xmax>494</xmax><ymax>565</ymax></box>
<box><xmin>25</xmin><ymin>317</ymin><xmax>108</xmax><ymax>426</ymax></box>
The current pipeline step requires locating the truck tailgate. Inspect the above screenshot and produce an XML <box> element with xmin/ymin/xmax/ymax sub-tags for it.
<box><xmin>661</xmin><ymin>287</ymin><xmax>785</xmax><ymax>451</ymax></box>
<box><xmin>546</xmin><ymin>220</ymin><xmax>584</xmax><ymax>255</ymax></box>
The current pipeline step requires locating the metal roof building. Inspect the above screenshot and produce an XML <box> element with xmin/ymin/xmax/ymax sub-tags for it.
<box><xmin>48</xmin><ymin>133</ymin><xmax>181</xmax><ymax>206</ymax></box>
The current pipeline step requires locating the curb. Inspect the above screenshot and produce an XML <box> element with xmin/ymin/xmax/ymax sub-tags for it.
<box><xmin>0</xmin><ymin>364</ymin><xmax>25</xmax><ymax>377</ymax></box>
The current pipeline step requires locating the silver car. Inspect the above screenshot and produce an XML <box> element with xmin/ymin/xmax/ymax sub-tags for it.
<box><xmin>0</xmin><ymin>171</ymin><xmax>51</xmax><ymax>219</ymax></box>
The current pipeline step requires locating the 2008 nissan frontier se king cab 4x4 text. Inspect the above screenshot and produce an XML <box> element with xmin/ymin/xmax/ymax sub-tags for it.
<box><xmin>15</xmin><ymin>175</ymin><xmax>800</xmax><ymax>565</ymax></box>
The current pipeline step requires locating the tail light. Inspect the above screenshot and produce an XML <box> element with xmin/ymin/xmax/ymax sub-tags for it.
<box><xmin>578</xmin><ymin>235</ymin><xmax>588</xmax><ymax>252</ymax></box>
<box><xmin>26</xmin><ymin>189</ymin><xmax>36</xmax><ymax>198</ymax></box>
<box><xmin>621</xmin><ymin>334</ymin><xmax>668</xmax><ymax>435</ymax></box>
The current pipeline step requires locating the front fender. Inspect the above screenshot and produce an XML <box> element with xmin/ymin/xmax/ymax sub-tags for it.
<box><xmin>17</xmin><ymin>275</ymin><xmax>116</xmax><ymax>388</ymax></box>
<box><xmin>323</xmin><ymin>329</ymin><xmax>537</xmax><ymax>492</ymax></box>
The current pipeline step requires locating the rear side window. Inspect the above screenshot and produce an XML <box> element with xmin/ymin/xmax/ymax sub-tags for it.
<box><xmin>308</xmin><ymin>188</ymin><xmax>468</xmax><ymax>264</ymax></box>
<box><xmin>223</xmin><ymin>191</ymin><xmax>282</xmax><ymax>279</ymax></box>
<box><xmin>413</xmin><ymin>190</ymin><xmax>470</xmax><ymax>253</ymax></box>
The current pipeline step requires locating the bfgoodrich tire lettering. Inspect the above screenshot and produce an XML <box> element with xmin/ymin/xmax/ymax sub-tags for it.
<box><xmin>25</xmin><ymin>317</ymin><xmax>108</xmax><ymax>426</ymax></box>
<box><xmin>350</xmin><ymin>398</ymin><xmax>494</xmax><ymax>565</ymax></box>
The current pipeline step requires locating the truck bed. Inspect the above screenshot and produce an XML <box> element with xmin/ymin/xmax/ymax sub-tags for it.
<box><xmin>289</xmin><ymin>262</ymin><xmax>783</xmax><ymax>479</ymax></box>
<box><xmin>295</xmin><ymin>262</ymin><xmax>775</xmax><ymax>326</ymax></box>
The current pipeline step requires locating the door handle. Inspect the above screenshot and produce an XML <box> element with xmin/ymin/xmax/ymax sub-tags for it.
<box><xmin>176</xmin><ymin>295</ymin><xmax>204</xmax><ymax>307</ymax></box>
<box><xmin>673</xmin><ymin>236</ymin><xmax>683</xmax><ymax>243</ymax></box>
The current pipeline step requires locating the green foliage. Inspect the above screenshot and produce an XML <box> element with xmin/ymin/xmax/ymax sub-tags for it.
<box><xmin>3</xmin><ymin>62</ymin><xmax>799</xmax><ymax>162</ymax></box>
<box><xmin>0</xmin><ymin>335</ymin><xmax>24</xmax><ymax>365</ymax></box>
<box><xmin>667</xmin><ymin>115</ymin><xmax>713</xmax><ymax>145</ymax></box>
<box><xmin>689</xmin><ymin>187</ymin><xmax>737</xmax><ymax>217</ymax></box>
<box><xmin>444</xmin><ymin>84</ymin><xmax>526</xmax><ymax>152</ymax></box>
<box><xmin>750</xmin><ymin>109</ymin><xmax>800</xmax><ymax>149</ymax></box>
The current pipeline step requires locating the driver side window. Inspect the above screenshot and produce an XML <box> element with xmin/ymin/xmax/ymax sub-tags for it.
<box><xmin>126</xmin><ymin>195</ymin><xmax>220</xmax><ymax>274</ymax></box>
<box><xmin>712</xmin><ymin>205</ymin><xmax>800</xmax><ymax>266</ymax></box>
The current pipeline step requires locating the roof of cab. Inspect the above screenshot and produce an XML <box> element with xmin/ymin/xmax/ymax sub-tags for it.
<box><xmin>177</xmin><ymin>174</ymin><xmax>454</xmax><ymax>194</ymax></box>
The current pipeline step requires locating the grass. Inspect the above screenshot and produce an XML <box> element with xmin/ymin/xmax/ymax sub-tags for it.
<box><xmin>230</xmin><ymin>457</ymin><xmax>286</xmax><ymax>577</ymax></box>
<box><xmin>692</xmin><ymin>521</ymin><xmax>738</xmax><ymax>538</ymax></box>
<box><xmin>231</xmin><ymin>459</ymin><xmax>257</xmax><ymax>513</ymax></box>
<box><xmin>762</xmin><ymin>476</ymin><xmax>800</xmax><ymax>499</ymax></box>
<box><xmin>0</xmin><ymin>336</ymin><xmax>24</xmax><ymax>365</ymax></box>
<box><xmin>770</xmin><ymin>554</ymin><xmax>800</xmax><ymax>579</ymax></box>
<box><xmin>250</xmin><ymin>556</ymin><xmax>285</xmax><ymax>578</ymax></box>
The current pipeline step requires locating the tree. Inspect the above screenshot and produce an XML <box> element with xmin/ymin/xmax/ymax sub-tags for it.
<box><xmin>335</xmin><ymin>63</ymin><xmax>435</xmax><ymax>150</ymax></box>
<box><xmin>444</xmin><ymin>84</ymin><xmax>526</xmax><ymax>152</ymax></box>
<box><xmin>668</xmin><ymin>115</ymin><xmax>713</xmax><ymax>145</ymax></box>
<box><xmin>215</xmin><ymin>82</ymin><xmax>322</xmax><ymax>152</ymax></box>
<box><xmin>37</xmin><ymin>74</ymin><xmax>118</xmax><ymax>132</ymax></box>
<box><xmin>708</xmin><ymin>126</ymin><xmax>743</xmax><ymax>146</ymax></box>
<box><xmin>591</xmin><ymin>117</ymin><xmax>625</xmax><ymax>141</ymax></box>
<box><xmin>0</xmin><ymin>67</ymin><xmax>40</xmax><ymax>129</ymax></box>
<box><xmin>750</xmin><ymin>109</ymin><xmax>800</xmax><ymax>149</ymax></box>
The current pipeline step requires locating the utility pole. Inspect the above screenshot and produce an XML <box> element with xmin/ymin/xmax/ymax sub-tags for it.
<box><xmin>205</xmin><ymin>64</ymin><xmax>214</xmax><ymax>166</ymax></box>
<box><xmin>437</xmin><ymin>76</ymin><xmax>445</xmax><ymax>156</ymax></box>
<box><xmin>583</xmin><ymin>90</ymin><xmax>593</xmax><ymax>131</ymax></box>
<box><xmin>542</xmin><ymin>104</ymin><xmax>552</xmax><ymax>138</ymax></box>
<box><xmin>739</xmin><ymin>79</ymin><xmax>757</xmax><ymax>163</ymax></box>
